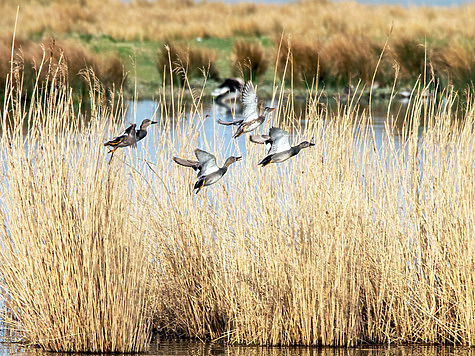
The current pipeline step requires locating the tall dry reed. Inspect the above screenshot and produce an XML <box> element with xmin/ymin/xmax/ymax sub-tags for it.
<box><xmin>0</xmin><ymin>60</ymin><xmax>150</xmax><ymax>352</ymax></box>
<box><xmin>144</xmin><ymin>81</ymin><xmax>474</xmax><ymax>345</ymax></box>
<box><xmin>0</xmin><ymin>40</ymin><xmax>474</xmax><ymax>350</ymax></box>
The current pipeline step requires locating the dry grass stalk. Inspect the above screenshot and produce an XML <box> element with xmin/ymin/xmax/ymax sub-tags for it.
<box><xmin>0</xmin><ymin>42</ymin><xmax>474</xmax><ymax>349</ymax></box>
<box><xmin>0</xmin><ymin>57</ymin><xmax>150</xmax><ymax>352</ymax></box>
<box><xmin>232</xmin><ymin>39</ymin><xmax>268</xmax><ymax>81</ymax></box>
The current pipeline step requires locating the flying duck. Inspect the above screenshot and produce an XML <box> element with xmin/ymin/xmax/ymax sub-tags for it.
<box><xmin>211</xmin><ymin>78</ymin><xmax>244</xmax><ymax>102</ymax></box>
<box><xmin>250</xmin><ymin>127</ymin><xmax>314</xmax><ymax>167</ymax></box>
<box><xmin>173</xmin><ymin>149</ymin><xmax>242</xmax><ymax>194</ymax></box>
<box><xmin>218</xmin><ymin>81</ymin><xmax>274</xmax><ymax>138</ymax></box>
<box><xmin>104</xmin><ymin>123</ymin><xmax>137</xmax><ymax>154</ymax></box>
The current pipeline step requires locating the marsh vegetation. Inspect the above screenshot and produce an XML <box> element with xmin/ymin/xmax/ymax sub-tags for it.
<box><xmin>0</xmin><ymin>0</ymin><xmax>474</xmax><ymax>353</ymax></box>
<box><xmin>0</xmin><ymin>39</ymin><xmax>474</xmax><ymax>352</ymax></box>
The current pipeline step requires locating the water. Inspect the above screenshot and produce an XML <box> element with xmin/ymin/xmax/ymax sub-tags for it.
<box><xmin>123</xmin><ymin>97</ymin><xmax>411</xmax><ymax>159</ymax></box>
<box><xmin>0</xmin><ymin>340</ymin><xmax>472</xmax><ymax>356</ymax></box>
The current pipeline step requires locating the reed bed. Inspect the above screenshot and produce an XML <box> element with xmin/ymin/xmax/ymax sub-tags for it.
<box><xmin>0</xmin><ymin>68</ymin><xmax>150</xmax><ymax>352</ymax></box>
<box><xmin>148</xmin><ymin>83</ymin><xmax>474</xmax><ymax>346</ymax></box>
<box><xmin>0</xmin><ymin>50</ymin><xmax>474</xmax><ymax>352</ymax></box>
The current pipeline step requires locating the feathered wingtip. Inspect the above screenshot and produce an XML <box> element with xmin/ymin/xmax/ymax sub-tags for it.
<box><xmin>249</xmin><ymin>134</ymin><xmax>270</xmax><ymax>144</ymax></box>
<box><xmin>217</xmin><ymin>119</ymin><xmax>243</xmax><ymax>126</ymax></box>
<box><xmin>173</xmin><ymin>157</ymin><xmax>200</xmax><ymax>170</ymax></box>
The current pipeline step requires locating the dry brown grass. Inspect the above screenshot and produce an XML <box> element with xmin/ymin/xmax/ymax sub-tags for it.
<box><xmin>1</xmin><ymin>1</ymin><xmax>474</xmax><ymax>43</ymax></box>
<box><xmin>0</xmin><ymin>41</ymin><xmax>474</xmax><ymax>350</ymax></box>
<box><xmin>232</xmin><ymin>39</ymin><xmax>269</xmax><ymax>81</ymax></box>
<box><xmin>156</xmin><ymin>43</ymin><xmax>219</xmax><ymax>84</ymax></box>
<box><xmin>0</xmin><ymin>35</ymin><xmax>125</xmax><ymax>98</ymax></box>
<box><xmin>276</xmin><ymin>37</ymin><xmax>329</xmax><ymax>87</ymax></box>
<box><xmin>431</xmin><ymin>42</ymin><xmax>475</xmax><ymax>89</ymax></box>
<box><xmin>0</xmin><ymin>63</ymin><xmax>150</xmax><ymax>352</ymax></box>
<box><xmin>390</xmin><ymin>36</ymin><xmax>430</xmax><ymax>83</ymax></box>
<box><xmin>276</xmin><ymin>35</ymin><xmax>391</xmax><ymax>88</ymax></box>
<box><xmin>1</xmin><ymin>1</ymin><xmax>475</xmax><ymax>89</ymax></box>
<box><xmin>325</xmin><ymin>35</ymin><xmax>380</xmax><ymax>86</ymax></box>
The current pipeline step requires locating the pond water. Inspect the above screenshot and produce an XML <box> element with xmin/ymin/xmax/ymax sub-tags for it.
<box><xmin>0</xmin><ymin>339</ymin><xmax>472</xmax><ymax>356</ymax></box>
<box><xmin>123</xmin><ymin>96</ymin><xmax>414</xmax><ymax>162</ymax></box>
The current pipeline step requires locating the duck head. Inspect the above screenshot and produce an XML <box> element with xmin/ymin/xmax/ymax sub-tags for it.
<box><xmin>140</xmin><ymin>119</ymin><xmax>158</xmax><ymax>129</ymax></box>
<box><xmin>263</xmin><ymin>107</ymin><xmax>275</xmax><ymax>116</ymax></box>
<box><xmin>298</xmin><ymin>141</ymin><xmax>315</xmax><ymax>149</ymax></box>
<box><xmin>224</xmin><ymin>156</ymin><xmax>242</xmax><ymax>167</ymax></box>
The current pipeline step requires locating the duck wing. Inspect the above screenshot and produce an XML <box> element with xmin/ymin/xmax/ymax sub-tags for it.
<box><xmin>104</xmin><ymin>124</ymin><xmax>136</xmax><ymax>147</ymax></box>
<box><xmin>173</xmin><ymin>157</ymin><xmax>201</xmax><ymax>171</ymax></box>
<box><xmin>241</xmin><ymin>81</ymin><xmax>258</xmax><ymax>123</ymax></box>
<box><xmin>268</xmin><ymin>127</ymin><xmax>291</xmax><ymax>155</ymax></box>
<box><xmin>217</xmin><ymin>118</ymin><xmax>244</xmax><ymax>126</ymax></box>
<box><xmin>104</xmin><ymin>134</ymin><xmax>127</xmax><ymax>147</ymax></box>
<box><xmin>195</xmin><ymin>149</ymin><xmax>219</xmax><ymax>176</ymax></box>
<box><xmin>250</xmin><ymin>134</ymin><xmax>273</xmax><ymax>155</ymax></box>
<box><xmin>249</xmin><ymin>134</ymin><xmax>270</xmax><ymax>144</ymax></box>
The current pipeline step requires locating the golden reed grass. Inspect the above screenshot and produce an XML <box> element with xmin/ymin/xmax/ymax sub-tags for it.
<box><xmin>0</xmin><ymin>61</ymin><xmax>150</xmax><ymax>351</ymax></box>
<box><xmin>0</xmin><ymin>45</ymin><xmax>474</xmax><ymax>351</ymax></box>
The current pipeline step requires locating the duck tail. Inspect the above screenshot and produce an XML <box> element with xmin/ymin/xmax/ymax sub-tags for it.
<box><xmin>258</xmin><ymin>155</ymin><xmax>272</xmax><ymax>167</ymax></box>
<box><xmin>233</xmin><ymin>128</ymin><xmax>244</xmax><ymax>138</ymax></box>
<box><xmin>193</xmin><ymin>178</ymin><xmax>205</xmax><ymax>194</ymax></box>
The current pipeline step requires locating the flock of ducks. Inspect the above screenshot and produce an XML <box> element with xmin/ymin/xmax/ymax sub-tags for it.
<box><xmin>104</xmin><ymin>80</ymin><xmax>314</xmax><ymax>193</ymax></box>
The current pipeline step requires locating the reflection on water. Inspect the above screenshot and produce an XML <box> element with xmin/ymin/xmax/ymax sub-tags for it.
<box><xmin>149</xmin><ymin>341</ymin><xmax>472</xmax><ymax>356</ymax></box>
<box><xmin>0</xmin><ymin>340</ymin><xmax>472</xmax><ymax>356</ymax></box>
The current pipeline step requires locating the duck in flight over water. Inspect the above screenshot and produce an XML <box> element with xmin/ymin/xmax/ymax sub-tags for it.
<box><xmin>250</xmin><ymin>127</ymin><xmax>314</xmax><ymax>167</ymax></box>
<box><xmin>104</xmin><ymin>119</ymin><xmax>157</xmax><ymax>163</ymax></box>
<box><xmin>173</xmin><ymin>149</ymin><xmax>242</xmax><ymax>194</ymax></box>
<box><xmin>218</xmin><ymin>81</ymin><xmax>275</xmax><ymax>138</ymax></box>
